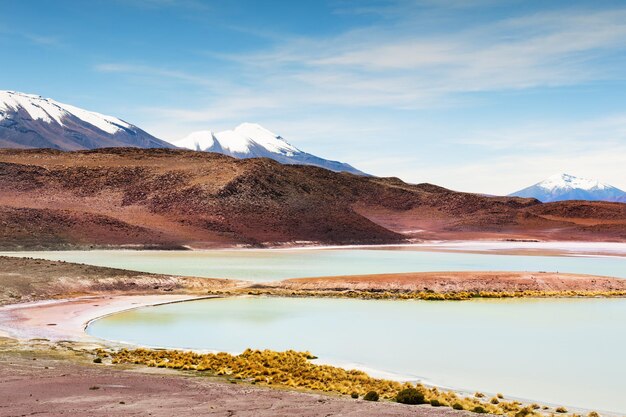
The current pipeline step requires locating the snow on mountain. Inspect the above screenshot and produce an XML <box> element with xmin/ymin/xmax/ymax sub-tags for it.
<box><xmin>509</xmin><ymin>173</ymin><xmax>626</xmax><ymax>203</ymax></box>
<box><xmin>0</xmin><ymin>90</ymin><xmax>174</xmax><ymax>150</ymax></box>
<box><xmin>173</xmin><ymin>123</ymin><xmax>367</xmax><ymax>175</ymax></box>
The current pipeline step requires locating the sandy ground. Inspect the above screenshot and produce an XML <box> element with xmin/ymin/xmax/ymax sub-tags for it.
<box><xmin>0</xmin><ymin>294</ymin><xmax>213</xmax><ymax>342</ymax></box>
<box><xmin>0</xmin><ymin>340</ymin><xmax>473</xmax><ymax>417</ymax></box>
<box><xmin>0</xmin><ymin>255</ymin><xmax>242</xmax><ymax>307</ymax></box>
<box><xmin>405</xmin><ymin>240</ymin><xmax>626</xmax><ymax>257</ymax></box>
<box><xmin>274</xmin><ymin>271</ymin><xmax>626</xmax><ymax>293</ymax></box>
<box><xmin>274</xmin><ymin>240</ymin><xmax>626</xmax><ymax>257</ymax></box>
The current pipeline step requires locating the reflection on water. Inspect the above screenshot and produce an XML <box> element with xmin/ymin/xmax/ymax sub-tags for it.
<box><xmin>89</xmin><ymin>297</ymin><xmax>626</xmax><ymax>413</ymax></box>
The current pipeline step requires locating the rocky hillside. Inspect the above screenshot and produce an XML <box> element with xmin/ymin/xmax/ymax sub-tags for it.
<box><xmin>0</xmin><ymin>148</ymin><xmax>624</xmax><ymax>249</ymax></box>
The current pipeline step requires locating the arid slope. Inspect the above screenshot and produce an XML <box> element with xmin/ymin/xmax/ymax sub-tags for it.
<box><xmin>274</xmin><ymin>271</ymin><xmax>626</xmax><ymax>293</ymax></box>
<box><xmin>0</xmin><ymin>148</ymin><xmax>624</xmax><ymax>249</ymax></box>
<box><xmin>0</xmin><ymin>256</ymin><xmax>238</xmax><ymax>306</ymax></box>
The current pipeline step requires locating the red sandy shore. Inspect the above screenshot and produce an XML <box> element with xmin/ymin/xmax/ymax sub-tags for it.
<box><xmin>274</xmin><ymin>271</ymin><xmax>626</xmax><ymax>293</ymax></box>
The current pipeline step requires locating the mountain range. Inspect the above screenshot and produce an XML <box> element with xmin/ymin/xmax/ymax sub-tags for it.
<box><xmin>510</xmin><ymin>173</ymin><xmax>626</xmax><ymax>203</ymax></box>
<box><xmin>1</xmin><ymin>90</ymin><xmax>625</xmax><ymax>206</ymax></box>
<box><xmin>0</xmin><ymin>90</ymin><xmax>365</xmax><ymax>174</ymax></box>
<box><xmin>172</xmin><ymin>123</ymin><xmax>366</xmax><ymax>175</ymax></box>
<box><xmin>0</xmin><ymin>91</ymin><xmax>173</xmax><ymax>150</ymax></box>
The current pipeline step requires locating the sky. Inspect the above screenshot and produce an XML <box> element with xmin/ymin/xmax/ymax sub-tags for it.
<box><xmin>1</xmin><ymin>0</ymin><xmax>626</xmax><ymax>194</ymax></box>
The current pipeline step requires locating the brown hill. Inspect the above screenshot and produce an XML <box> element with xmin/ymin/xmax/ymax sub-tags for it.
<box><xmin>0</xmin><ymin>148</ymin><xmax>624</xmax><ymax>249</ymax></box>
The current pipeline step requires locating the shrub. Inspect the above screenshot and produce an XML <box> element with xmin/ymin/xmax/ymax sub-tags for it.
<box><xmin>351</xmin><ymin>392</ymin><xmax>359</xmax><ymax>399</ymax></box>
<box><xmin>588</xmin><ymin>412</ymin><xmax>600</xmax><ymax>417</ymax></box>
<box><xmin>363</xmin><ymin>391</ymin><xmax>379</xmax><ymax>402</ymax></box>
<box><xmin>452</xmin><ymin>403</ymin><xmax>465</xmax><ymax>410</ymax></box>
<box><xmin>475</xmin><ymin>392</ymin><xmax>485</xmax><ymax>398</ymax></box>
<box><xmin>396</xmin><ymin>388</ymin><xmax>425</xmax><ymax>405</ymax></box>
<box><xmin>490</xmin><ymin>397</ymin><xmax>500</xmax><ymax>404</ymax></box>
<box><xmin>497</xmin><ymin>393</ymin><xmax>504</xmax><ymax>399</ymax></box>
<box><xmin>556</xmin><ymin>407</ymin><xmax>568</xmax><ymax>413</ymax></box>
<box><xmin>473</xmin><ymin>406</ymin><xmax>487</xmax><ymax>414</ymax></box>
<box><xmin>93</xmin><ymin>357</ymin><xmax>102</xmax><ymax>364</ymax></box>
<box><xmin>515</xmin><ymin>406</ymin><xmax>535</xmax><ymax>417</ymax></box>
<box><xmin>430</xmin><ymin>399</ymin><xmax>442</xmax><ymax>407</ymax></box>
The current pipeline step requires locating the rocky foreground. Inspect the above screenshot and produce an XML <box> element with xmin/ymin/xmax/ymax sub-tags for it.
<box><xmin>0</xmin><ymin>338</ymin><xmax>474</xmax><ymax>417</ymax></box>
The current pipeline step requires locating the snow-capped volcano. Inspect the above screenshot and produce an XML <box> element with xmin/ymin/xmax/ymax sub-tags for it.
<box><xmin>509</xmin><ymin>173</ymin><xmax>626</xmax><ymax>203</ymax></box>
<box><xmin>0</xmin><ymin>90</ymin><xmax>174</xmax><ymax>150</ymax></box>
<box><xmin>173</xmin><ymin>123</ymin><xmax>366</xmax><ymax>175</ymax></box>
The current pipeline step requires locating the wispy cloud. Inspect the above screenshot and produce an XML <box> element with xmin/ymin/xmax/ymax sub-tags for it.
<box><xmin>374</xmin><ymin>113</ymin><xmax>626</xmax><ymax>193</ymax></box>
<box><xmin>0</xmin><ymin>24</ymin><xmax>64</xmax><ymax>48</ymax></box>
<box><xmin>94</xmin><ymin>63</ymin><xmax>227</xmax><ymax>90</ymax></box>
<box><xmin>90</xmin><ymin>3</ymin><xmax>626</xmax><ymax>192</ymax></box>
<box><xmin>101</xmin><ymin>5</ymin><xmax>626</xmax><ymax>119</ymax></box>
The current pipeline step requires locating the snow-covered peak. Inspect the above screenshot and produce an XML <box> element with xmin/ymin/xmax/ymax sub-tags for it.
<box><xmin>172</xmin><ymin>130</ymin><xmax>216</xmax><ymax>151</ymax></box>
<box><xmin>173</xmin><ymin>122</ymin><xmax>366</xmax><ymax>175</ymax></box>
<box><xmin>0</xmin><ymin>90</ymin><xmax>130</xmax><ymax>134</ymax></box>
<box><xmin>509</xmin><ymin>173</ymin><xmax>625</xmax><ymax>202</ymax></box>
<box><xmin>176</xmin><ymin>123</ymin><xmax>302</xmax><ymax>157</ymax></box>
<box><xmin>537</xmin><ymin>173</ymin><xmax>610</xmax><ymax>192</ymax></box>
<box><xmin>218</xmin><ymin>123</ymin><xmax>301</xmax><ymax>156</ymax></box>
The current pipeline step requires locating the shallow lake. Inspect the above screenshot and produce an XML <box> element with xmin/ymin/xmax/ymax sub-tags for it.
<box><xmin>88</xmin><ymin>296</ymin><xmax>626</xmax><ymax>413</ymax></box>
<box><xmin>3</xmin><ymin>248</ymin><xmax>626</xmax><ymax>282</ymax></box>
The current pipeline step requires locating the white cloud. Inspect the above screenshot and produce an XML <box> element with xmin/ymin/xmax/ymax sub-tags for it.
<box><xmin>92</xmin><ymin>4</ymin><xmax>626</xmax><ymax>193</ymax></box>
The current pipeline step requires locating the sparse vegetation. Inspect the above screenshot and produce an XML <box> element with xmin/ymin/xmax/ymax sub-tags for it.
<box><xmin>363</xmin><ymin>391</ymin><xmax>379</xmax><ymax>402</ymax></box>
<box><xmin>395</xmin><ymin>387</ymin><xmax>425</xmax><ymax>405</ymax></box>
<box><xmin>206</xmin><ymin>288</ymin><xmax>626</xmax><ymax>302</ymax></box>
<box><xmin>556</xmin><ymin>407</ymin><xmax>568</xmax><ymax>413</ymax></box>
<box><xmin>99</xmin><ymin>347</ymin><xmax>572</xmax><ymax>416</ymax></box>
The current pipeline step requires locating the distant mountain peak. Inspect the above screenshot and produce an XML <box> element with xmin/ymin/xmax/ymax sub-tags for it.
<box><xmin>538</xmin><ymin>173</ymin><xmax>610</xmax><ymax>192</ymax></box>
<box><xmin>173</xmin><ymin>123</ymin><xmax>367</xmax><ymax>175</ymax></box>
<box><xmin>510</xmin><ymin>173</ymin><xmax>625</xmax><ymax>203</ymax></box>
<box><xmin>0</xmin><ymin>90</ymin><xmax>174</xmax><ymax>150</ymax></box>
<box><xmin>0</xmin><ymin>90</ymin><xmax>131</xmax><ymax>135</ymax></box>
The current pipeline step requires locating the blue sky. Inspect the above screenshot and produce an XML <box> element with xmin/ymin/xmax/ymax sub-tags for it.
<box><xmin>2</xmin><ymin>0</ymin><xmax>626</xmax><ymax>194</ymax></box>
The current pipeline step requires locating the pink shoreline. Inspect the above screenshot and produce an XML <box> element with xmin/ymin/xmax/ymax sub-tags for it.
<box><xmin>0</xmin><ymin>294</ymin><xmax>210</xmax><ymax>343</ymax></box>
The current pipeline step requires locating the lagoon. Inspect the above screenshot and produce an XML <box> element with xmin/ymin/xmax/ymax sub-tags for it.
<box><xmin>88</xmin><ymin>296</ymin><xmax>626</xmax><ymax>413</ymax></box>
<box><xmin>3</xmin><ymin>248</ymin><xmax>626</xmax><ymax>282</ymax></box>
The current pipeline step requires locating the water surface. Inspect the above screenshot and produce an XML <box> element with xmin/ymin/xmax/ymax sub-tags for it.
<box><xmin>3</xmin><ymin>249</ymin><xmax>625</xmax><ymax>281</ymax></box>
<box><xmin>88</xmin><ymin>297</ymin><xmax>626</xmax><ymax>413</ymax></box>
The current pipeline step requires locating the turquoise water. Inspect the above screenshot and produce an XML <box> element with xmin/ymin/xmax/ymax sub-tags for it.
<box><xmin>7</xmin><ymin>248</ymin><xmax>626</xmax><ymax>411</ymax></box>
<box><xmin>2</xmin><ymin>249</ymin><xmax>625</xmax><ymax>281</ymax></box>
<box><xmin>88</xmin><ymin>296</ymin><xmax>626</xmax><ymax>413</ymax></box>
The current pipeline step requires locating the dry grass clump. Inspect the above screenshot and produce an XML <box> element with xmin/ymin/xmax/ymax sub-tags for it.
<box><xmin>207</xmin><ymin>288</ymin><xmax>626</xmax><ymax>301</ymax></box>
<box><xmin>97</xmin><ymin>347</ymin><xmax>573</xmax><ymax>416</ymax></box>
